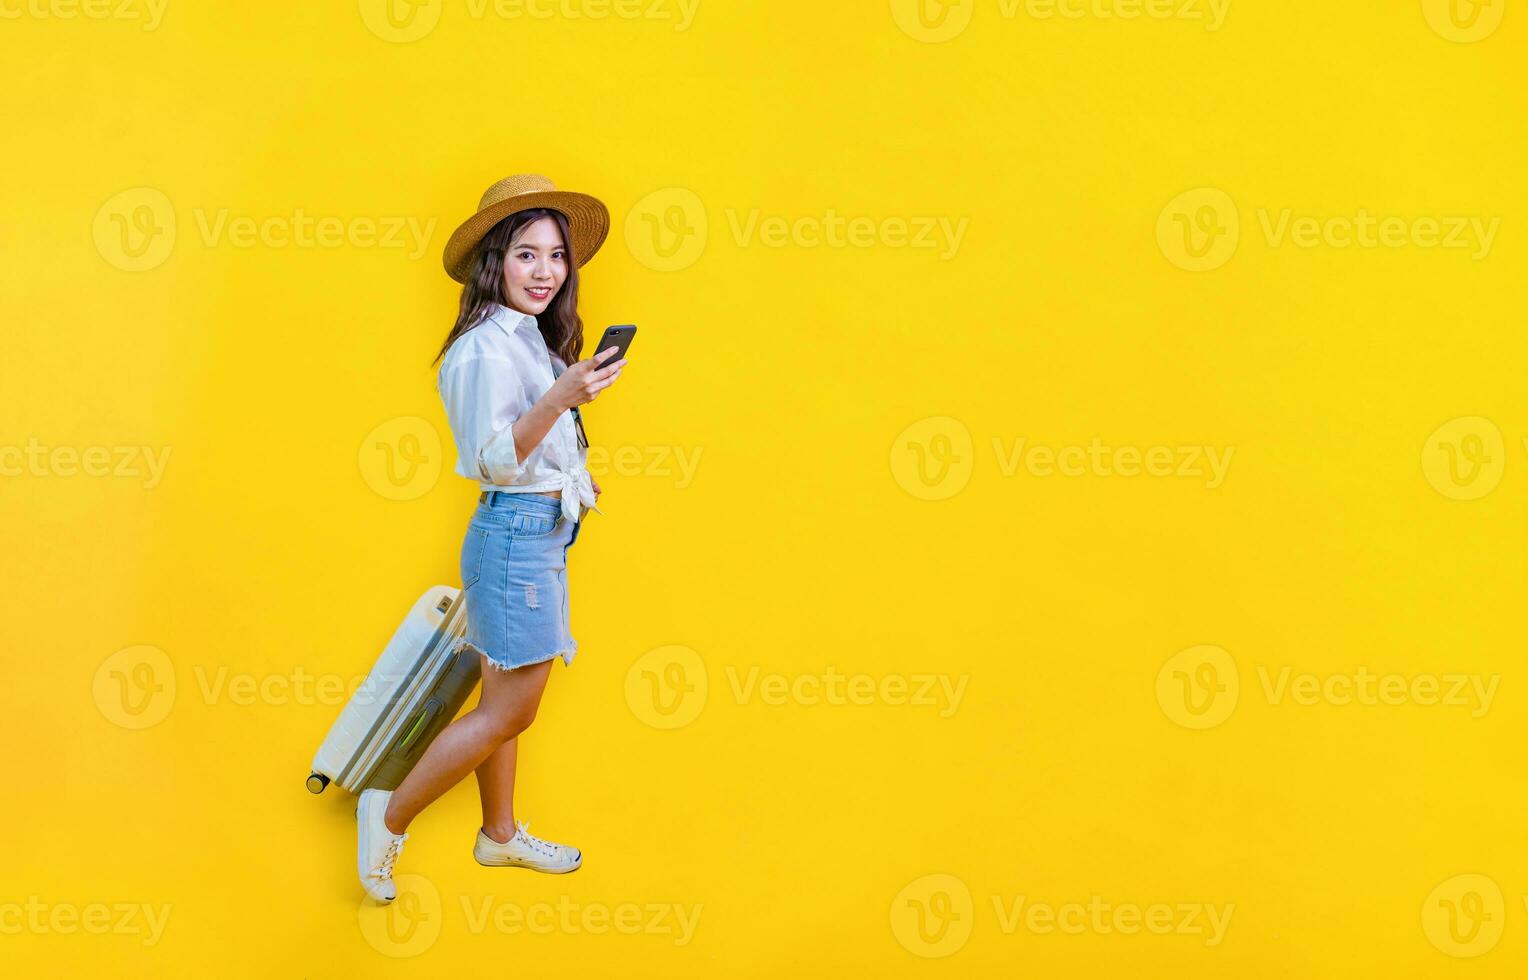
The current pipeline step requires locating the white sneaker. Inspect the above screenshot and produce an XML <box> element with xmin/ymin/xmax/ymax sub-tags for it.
<box><xmin>356</xmin><ymin>788</ymin><xmax>408</xmax><ymax>902</ymax></box>
<box><xmin>473</xmin><ymin>820</ymin><xmax>582</xmax><ymax>873</ymax></box>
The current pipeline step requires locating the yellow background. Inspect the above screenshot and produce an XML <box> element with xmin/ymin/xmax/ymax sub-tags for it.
<box><xmin>3</xmin><ymin>0</ymin><xmax>1525</xmax><ymax>975</ymax></box>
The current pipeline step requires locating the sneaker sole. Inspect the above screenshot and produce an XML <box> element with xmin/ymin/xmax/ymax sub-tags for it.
<box><xmin>473</xmin><ymin>851</ymin><xmax>582</xmax><ymax>873</ymax></box>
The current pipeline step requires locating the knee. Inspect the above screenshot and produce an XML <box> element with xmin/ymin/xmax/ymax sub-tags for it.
<box><xmin>488</xmin><ymin>704</ymin><xmax>538</xmax><ymax>743</ymax></box>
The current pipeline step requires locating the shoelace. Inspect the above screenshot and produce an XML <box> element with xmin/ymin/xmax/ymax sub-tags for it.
<box><xmin>378</xmin><ymin>834</ymin><xmax>407</xmax><ymax>877</ymax></box>
<box><xmin>514</xmin><ymin>820</ymin><xmax>560</xmax><ymax>858</ymax></box>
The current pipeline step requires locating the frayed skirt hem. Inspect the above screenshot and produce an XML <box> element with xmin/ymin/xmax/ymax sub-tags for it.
<box><xmin>466</xmin><ymin>637</ymin><xmax>577</xmax><ymax>673</ymax></box>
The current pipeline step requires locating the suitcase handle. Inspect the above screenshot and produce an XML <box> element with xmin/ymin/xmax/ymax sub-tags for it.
<box><xmin>395</xmin><ymin>699</ymin><xmax>443</xmax><ymax>756</ymax></box>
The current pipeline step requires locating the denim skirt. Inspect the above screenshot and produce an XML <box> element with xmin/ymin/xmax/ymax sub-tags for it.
<box><xmin>459</xmin><ymin>491</ymin><xmax>582</xmax><ymax>671</ymax></box>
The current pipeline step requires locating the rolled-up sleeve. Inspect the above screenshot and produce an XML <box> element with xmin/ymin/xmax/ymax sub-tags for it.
<box><xmin>440</xmin><ymin>353</ymin><xmax>527</xmax><ymax>485</ymax></box>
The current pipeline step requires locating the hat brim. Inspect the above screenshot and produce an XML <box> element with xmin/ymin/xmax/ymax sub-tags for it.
<box><xmin>443</xmin><ymin>190</ymin><xmax>610</xmax><ymax>283</ymax></box>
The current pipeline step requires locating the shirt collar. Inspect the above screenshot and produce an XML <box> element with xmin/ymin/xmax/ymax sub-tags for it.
<box><xmin>488</xmin><ymin>303</ymin><xmax>539</xmax><ymax>339</ymax></box>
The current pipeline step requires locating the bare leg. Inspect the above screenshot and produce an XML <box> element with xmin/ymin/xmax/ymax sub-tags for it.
<box><xmin>476</xmin><ymin>736</ymin><xmax>520</xmax><ymax>843</ymax></box>
<box><xmin>383</xmin><ymin>654</ymin><xmax>554</xmax><ymax>835</ymax></box>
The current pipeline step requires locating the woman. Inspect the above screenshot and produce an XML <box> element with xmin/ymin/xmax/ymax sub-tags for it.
<box><xmin>355</xmin><ymin>174</ymin><xmax>626</xmax><ymax>903</ymax></box>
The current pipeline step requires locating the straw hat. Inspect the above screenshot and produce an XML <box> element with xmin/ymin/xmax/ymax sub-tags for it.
<box><xmin>442</xmin><ymin>174</ymin><xmax>610</xmax><ymax>283</ymax></box>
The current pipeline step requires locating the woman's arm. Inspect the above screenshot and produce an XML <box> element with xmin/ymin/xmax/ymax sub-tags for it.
<box><xmin>511</xmin><ymin>347</ymin><xmax>627</xmax><ymax>464</ymax></box>
<box><xmin>508</xmin><ymin>390</ymin><xmax>570</xmax><ymax>467</ymax></box>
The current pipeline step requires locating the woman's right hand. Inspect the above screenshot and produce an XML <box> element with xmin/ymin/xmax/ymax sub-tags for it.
<box><xmin>549</xmin><ymin>346</ymin><xmax>625</xmax><ymax>410</ymax></box>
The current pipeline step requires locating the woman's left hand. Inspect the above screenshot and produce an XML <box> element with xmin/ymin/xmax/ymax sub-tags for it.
<box><xmin>592</xmin><ymin>478</ymin><xmax>601</xmax><ymax>498</ymax></box>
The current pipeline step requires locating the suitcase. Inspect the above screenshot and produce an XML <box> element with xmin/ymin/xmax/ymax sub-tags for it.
<box><xmin>306</xmin><ymin>585</ymin><xmax>481</xmax><ymax>795</ymax></box>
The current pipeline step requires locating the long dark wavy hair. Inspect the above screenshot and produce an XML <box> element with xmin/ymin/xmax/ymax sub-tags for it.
<box><xmin>432</xmin><ymin>207</ymin><xmax>586</xmax><ymax>369</ymax></box>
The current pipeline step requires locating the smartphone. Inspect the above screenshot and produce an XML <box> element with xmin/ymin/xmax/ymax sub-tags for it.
<box><xmin>593</xmin><ymin>324</ymin><xmax>636</xmax><ymax>369</ymax></box>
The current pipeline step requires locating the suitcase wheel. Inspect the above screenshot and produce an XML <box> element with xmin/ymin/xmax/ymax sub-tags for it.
<box><xmin>306</xmin><ymin>772</ymin><xmax>330</xmax><ymax>795</ymax></box>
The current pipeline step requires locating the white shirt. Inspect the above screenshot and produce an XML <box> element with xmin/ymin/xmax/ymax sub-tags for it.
<box><xmin>436</xmin><ymin>303</ymin><xmax>602</xmax><ymax>525</ymax></box>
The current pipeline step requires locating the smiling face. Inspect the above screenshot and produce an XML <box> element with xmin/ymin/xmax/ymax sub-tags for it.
<box><xmin>502</xmin><ymin>215</ymin><xmax>569</xmax><ymax>316</ymax></box>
